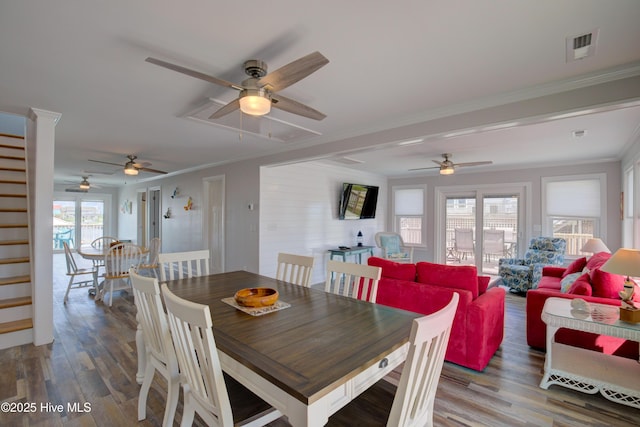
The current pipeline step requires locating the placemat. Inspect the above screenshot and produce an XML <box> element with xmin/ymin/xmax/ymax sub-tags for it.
<box><xmin>222</xmin><ymin>297</ymin><xmax>290</xmax><ymax>316</ymax></box>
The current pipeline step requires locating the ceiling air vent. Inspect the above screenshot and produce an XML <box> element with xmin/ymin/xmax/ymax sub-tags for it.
<box><xmin>566</xmin><ymin>29</ymin><xmax>599</xmax><ymax>62</ymax></box>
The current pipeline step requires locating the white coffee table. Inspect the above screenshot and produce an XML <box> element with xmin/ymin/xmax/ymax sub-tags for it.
<box><xmin>541</xmin><ymin>297</ymin><xmax>640</xmax><ymax>409</ymax></box>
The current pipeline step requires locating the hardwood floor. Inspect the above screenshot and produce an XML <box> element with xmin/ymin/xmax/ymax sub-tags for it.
<box><xmin>0</xmin><ymin>254</ymin><xmax>638</xmax><ymax>426</ymax></box>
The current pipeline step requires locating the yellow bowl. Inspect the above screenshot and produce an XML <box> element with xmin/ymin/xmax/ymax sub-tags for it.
<box><xmin>234</xmin><ymin>287</ymin><xmax>279</xmax><ymax>307</ymax></box>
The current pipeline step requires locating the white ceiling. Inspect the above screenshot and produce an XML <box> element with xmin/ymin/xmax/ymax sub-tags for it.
<box><xmin>1</xmin><ymin>1</ymin><xmax>640</xmax><ymax>188</ymax></box>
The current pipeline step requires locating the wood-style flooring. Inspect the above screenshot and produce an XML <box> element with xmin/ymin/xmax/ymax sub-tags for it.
<box><xmin>0</xmin><ymin>254</ymin><xmax>638</xmax><ymax>426</ymax></box>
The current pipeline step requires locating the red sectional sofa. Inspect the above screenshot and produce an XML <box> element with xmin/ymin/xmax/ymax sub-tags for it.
<box><xmin>368</xmin><ymin>257</ymin><xmax>506</xmax><ymax>371</ymax></box>
<box><xmin>526</xmin><ymin>251</ymin><xmax>639</xmax><ymax>359</ymax></box>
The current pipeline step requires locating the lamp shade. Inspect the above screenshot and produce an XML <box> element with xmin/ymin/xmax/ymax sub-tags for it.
<box><xmin>600</xmin><ymin>248</ymin><xmax>640</xmax><ymax>278</ymax></box>
<box><xmin>580</xmin><ymin>238</ymin><xmax>610</xmax><ymax>254</ymax></box>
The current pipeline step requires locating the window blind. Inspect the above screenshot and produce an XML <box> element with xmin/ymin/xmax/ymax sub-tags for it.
<box><xmin>546</xmin><ymin>179</ymin><xmax>600</xmax><ymax>217</ymax></box>
<box><xmin>395</xmin><ymin>188</ymin><xmax>424</xmax><ymax>215</ymax></box>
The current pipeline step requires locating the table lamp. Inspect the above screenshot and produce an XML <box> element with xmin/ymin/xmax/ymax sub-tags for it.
<box><xmin>580</xmin><ymin>238</ymin><xmax>610</xmax><ymax>256</ymax></box>
<box><xmin>600</xmin><ymin>248</ymin><xmax>640</xmax><ymax>322</ymax></box>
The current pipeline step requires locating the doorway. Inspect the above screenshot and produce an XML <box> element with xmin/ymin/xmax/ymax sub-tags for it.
<box><xmin>203</xmin><ymin>176</ymin><xmax>225</xmax><ymax>274</ymax></box>
<box><xmin>436</xmin><ymin>184</ymin><xmax>529</xmax><ymax>275</ymax></box>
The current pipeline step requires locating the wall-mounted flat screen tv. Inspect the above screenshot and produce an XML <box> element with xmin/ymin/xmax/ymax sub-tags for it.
<box><xmin>339</xmin><ymin>183</ymin><xmax>379</xmax><ymax>219</ymax></box>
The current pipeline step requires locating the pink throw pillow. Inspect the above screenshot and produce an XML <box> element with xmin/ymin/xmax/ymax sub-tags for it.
<box><xmin>562</xmin><ymin>257</ymin><xmax>587</xmax><ymax>278</ymax></box>
<box><xmin>367</xmin><ymin>257</ymin><xmax>416</xmax><ymax>281</ymax></box>
<box><xmin>589</xmin><ymin>268</ymin><xmax>624</xmax><ymax>299</ymax></box>
<box><xmin>585</xmin><ymin>252</ymin><xmax>611</xmax><ymax>271</ymax></box>
<box><xmin>478</xmin><ymin>276</ymin><xmax>490</xmax><ymax>295</ymax></box>
<box><xmin>567</xmin><ymin>273</ymin><xmax>592</xmax><ymax>296</ymax></box>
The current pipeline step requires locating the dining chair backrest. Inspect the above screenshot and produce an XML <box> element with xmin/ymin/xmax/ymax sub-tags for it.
<box><xmin>138</xmin><ymin>237</ymin><xmax>161</xmax><ymax>277</ymax></box>
<box><xmin>63</xmin><ymin>240</ymin><xmax>80</xmax><ymax>275</ymax></box>
<box><xmin>129</xmin><ymin>268</ymin><xmax>179</xmax><ymax>427</ymax></box>
<box><xmin>104</xmin><ymin>243</ymin><xmax>143</xmax><ymax>279</ymax></box>
<box><xmin>276</xmin><ymin>252</ymin><xmax>315</xmax><ymax>287</ymax></box>
<box><xmin>158</xmin><ymin>249</ymin><xmax>210</xmax><ymax>282</ymax></box>
<box><xmin>91</xmin><ymin>236</ymin><xmax>117</xmax><ymax>250</ymax></box>
<box><xmin>387</xmin><ymin>293</ymin><xmax>459</xmax><ymax>427</ymax></box>
<box><xmin>325</xmin><ymin>259</ymin><xmax>382</xmax><ymax>303</ymax></box>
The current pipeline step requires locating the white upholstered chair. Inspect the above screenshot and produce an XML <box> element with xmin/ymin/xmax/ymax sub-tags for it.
<box><xmin>375</xmin><ymin>232</ymin><xmax>414</xmax><ymax>263</ymax></box>
<box><xmin>160</xmin><ymin>284</ymin><xmax>283</xmax><ymax>427</ymax></box>
<box><xmin>129</xmin><ymin>269</ymin><xmax>179</xmax><ymax>427</ymax></box>
<box><xmin>101</xmin><ymin>243</ymin><xmax>142</xmax><ymax>306</ymax></box>
<box><xmin>328</xmin><ymin>293</ymin><xmax>459</xmax><ymax>426</ymax></box>
<box><xmin>275</xmin><ymin>252</ymin><xmax>315</xmax><ymax>287</ymax></box>
<box><xmin>158</xmin><ymin>249</ymin><xmax>210</xmax><ymax>282</ymax></box>
<box><xmin>325</xmin><ymin>259</ymin><xmax>382</xmax><ymax>303</ymax></box>
<box><xmin>137</xmin><ymin>237</ymin><xmax>161</xmax><ymax>278</ymax></box>
<box><xmin>62</xmin><ymin>242</ymin><xmax>98</xmax><ymax>303</ymax></box>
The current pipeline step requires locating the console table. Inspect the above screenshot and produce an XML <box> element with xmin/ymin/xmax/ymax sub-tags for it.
<box><xmin>328</xmin><ymin>245</ymin><xmax>374</xmax><ymax>264</ymax></box>
<box><xmin>541</xmin><ymin>297</ymin><xmax>640</xmax><ymax>409</ymax></box>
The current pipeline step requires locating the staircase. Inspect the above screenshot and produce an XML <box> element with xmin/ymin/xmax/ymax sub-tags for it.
<box><xmin>0</xmin><ymin>135</ymin><xmax>33</xmax><ymax>348</ymax></box>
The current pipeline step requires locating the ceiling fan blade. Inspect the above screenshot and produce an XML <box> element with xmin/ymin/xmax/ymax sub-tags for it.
<box><xmin>271</xmin><ymin>94</ymin><xmax>326</xmax><ymax>120</ymax></box>
<box><xmin>456</xmin><ymin>161</ymin><xmax>493</xmax><ymax>167</ymax></box>
<box><xmin>408</xmin><ymin>166</ymin><xmax>440</xmax><ymax>171</ymax></box>
<box><xmin>138</xmin><ymin>166</ymin><xmax>168</xmax><ymax>174</ymax></box>
<box><xmin>209</xmin><ymin>98</ymin><xmax>241</xmax><ymax>119</ymax></box>
<box><xmin>431</xmin><ymin>160</ymin><xmax>443</xmax><ymax>166</ymax></box>
<box><xmin>83</xmin><ymin>169</ymin><xmax>115</xmax><ymax>175</ymax></box>
<box><xmin>88</xmin><ymin>159</ymin><xmax>123</xmax><ymax>167</ymax></box>
<box><xmin>132</xmin><ymin>161</ymin><xmax>152</xmax><ymax>168</ymax></box>
<box><xmin>258</xmin><ymin>51</ymin><xmax>329</xmax><ymax>92</ymax></box>
<box><xmin>145</xmin><ymin>57</ymin><xmax>242</xmax><ymax>90</ymax></box>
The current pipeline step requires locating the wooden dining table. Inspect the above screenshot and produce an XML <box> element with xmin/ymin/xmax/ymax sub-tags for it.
<box><xmin>150</xmin><ymin>270</ymin><xmax>419</xmax><ymax>427</ymax></box>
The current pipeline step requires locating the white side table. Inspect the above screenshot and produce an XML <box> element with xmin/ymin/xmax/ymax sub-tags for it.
<box><xmin>541</xmin><ymin>297</ymin><xmax>640</xmax><ymax>409</ymax></box>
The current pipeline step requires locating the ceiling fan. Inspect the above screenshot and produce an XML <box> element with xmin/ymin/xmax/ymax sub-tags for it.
<box><xmin>88</xmin><ymin>155</ymin><xmax>168</xmax><ymax>176</ymax></box>
<box><xmin>145</xmin><ymin>51</ymin><xmax>329</xmax><ymax>120</ymax></box>
<box><xmin>64</xmin><ymin>176</ymin><xmax>101</xmax><ymax>192</ymax></box>
<box><xmin>409</xmin><ymin>153</ymin><xmax>493</xmax><ymax>175</ymax></box>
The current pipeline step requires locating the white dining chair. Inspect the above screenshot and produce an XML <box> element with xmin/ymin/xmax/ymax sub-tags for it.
<box><xmin>158</xmin><ymin>249</ymin><xmax>210</xmax><ymax>282</ymax></box>
<box><xmin>275</xmin><ymin>252</ymin><xmax>315</xmax><ymax>287</ymax></box>
<box><xmin>90</xmin><ymin>236</ymin><xmax>118</xmax><ymax>272</ymax></box>
<box><xmin>325</xmin><ymin>259</ymin><xmax>382</xmax><ymax>303</ymax></box>
<box><xmin>62</xmin><ymin>242</ymin><xmax>98</xmax><ymax>304</ymax></box>
<box><xmin>328</xmin><ymin>293</ymin><xmax>459</xmax><ymax>426</ymax></box>
<box><xmin>137</xmin><ymin>237</ymin><xmax>161</xmax><ymax>278</ymax></box>
<box><xmin>160</xmin><ymin>283</ymin><xmax>283</xmax><ymax>427</ymax></box>
<box><xmin>129</xmin><ymin>269</ymin><xmax>179</xmax><ymax>427</ymax></box>
<box><xmin>101</xmin><ymin>243</ymin><xmax>142</xmax><ymax>306</ymax></box>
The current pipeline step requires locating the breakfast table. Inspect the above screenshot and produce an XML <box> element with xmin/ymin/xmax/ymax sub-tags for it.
<box><xmin>146</xmin><ymin>270</ymin><xmax>418</xmax><ymax>426</ymax></box>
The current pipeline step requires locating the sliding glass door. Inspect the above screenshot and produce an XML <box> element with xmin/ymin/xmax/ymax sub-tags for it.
<box><xmin>53</xmin><ymin>193</ymin><xmax>111</xmax><ymax>252</ymax></box>
<box><xmin>439</xmin><ymin>185</ymin><xmax>527</xmax><ymax>275</ymax></box>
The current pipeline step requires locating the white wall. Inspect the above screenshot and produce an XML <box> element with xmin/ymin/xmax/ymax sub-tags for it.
<box><xmin>259</xmin><ymin>162</ymin><xmax>387</xmax><ymax>285</ymax></box>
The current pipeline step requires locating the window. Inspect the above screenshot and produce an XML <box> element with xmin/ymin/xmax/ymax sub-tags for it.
<box><xmin>542</xmin><ymin>174</ymin><xmax>605</xmax><ymax>257</ymax></box>
<box><xmin>393</xmin><ymin>187</ymin><xmax>425</xmax><ymax>245</ymax></box>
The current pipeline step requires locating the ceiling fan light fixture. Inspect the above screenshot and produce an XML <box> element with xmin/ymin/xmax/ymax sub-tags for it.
<box><xmin>440</xmin><ymin>165</ymin><xmax>455</xmax><ymax>175</ymax></box>
<box><xmin>79</xmin><ymin>178</ymin><xmax>90</xmax><ymax>190</ymax></box>
<box><xmin>124</xmin><ymin>162</ymin><xmax>139</xmax><ymax>175</ymax></box>
<box><xmin>239</xmin><ymin>89</ymin><xmax>271</xmax><ymax>116</ymax></box>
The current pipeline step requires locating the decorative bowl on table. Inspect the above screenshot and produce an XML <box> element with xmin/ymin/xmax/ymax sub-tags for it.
<box><xmin>234</xmin><ymin>287</ymin><xmax>279</xmax><ymax>307</ymax></box>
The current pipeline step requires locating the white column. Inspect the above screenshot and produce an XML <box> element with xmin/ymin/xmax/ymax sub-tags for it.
<box><xmin>27</xmin><ymin>108</ymin><xmax>61</xmax><ymax>346</ymax></box>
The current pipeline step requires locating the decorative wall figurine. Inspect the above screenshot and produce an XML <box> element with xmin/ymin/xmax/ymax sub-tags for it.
<box><xmin>184</xmin><ymin>197</ymin><xmax>193</xmax><ymax>211</ymax></box>
<box><xmin>171</xmin><ymin>188</ymin><xmax>179</xmax><ymax>199</ymax></box>
<box><xmin>164</xmin><ymin>208</ymin><xmax>172</xmax><ymax>219</ymax></box>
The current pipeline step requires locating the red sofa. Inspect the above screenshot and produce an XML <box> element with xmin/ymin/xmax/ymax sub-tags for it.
<box><xmin>368</xmin><ymin>257</ymin><xmax>505</xmax><ymax>371</ymax></box>
<box><xmin>526</xmin><ymin>251</ymin><xmax>639</xmax><ymax>359</ymax></box>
